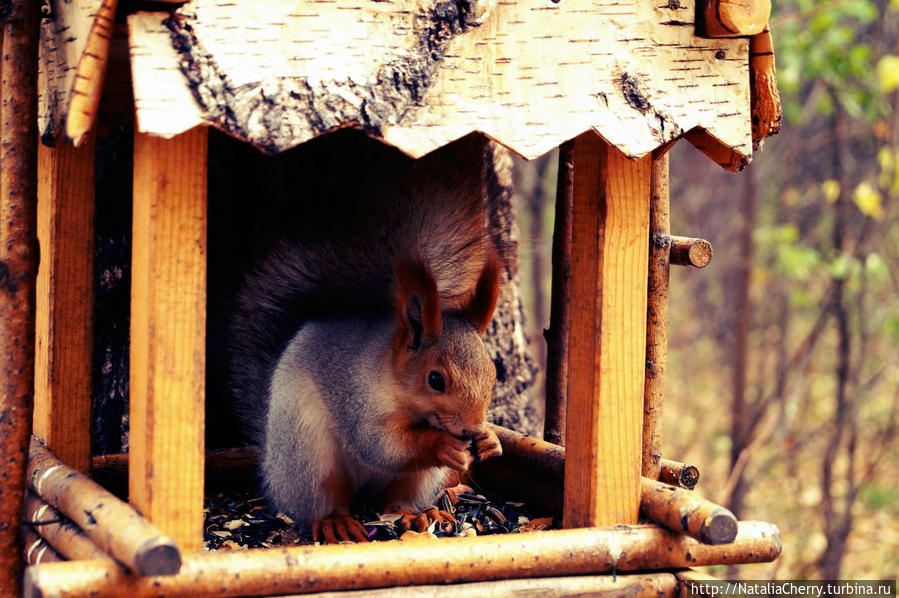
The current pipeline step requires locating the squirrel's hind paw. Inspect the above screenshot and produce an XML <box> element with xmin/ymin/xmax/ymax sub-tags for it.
<box><xmin>395</xmin><ymin>506</ymin><xmax>456</xmax><ymax>533</ymax></box>
<box><xmin>312</xmin><ymin>514</ymin><xmax>370</xmax><ymax>544</ymax></box>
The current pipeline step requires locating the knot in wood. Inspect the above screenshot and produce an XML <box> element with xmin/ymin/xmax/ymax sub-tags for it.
<box><xmin>620</xmin><ymin>73</ymin><xmax>651</xmax><ymax>113</ymax></box>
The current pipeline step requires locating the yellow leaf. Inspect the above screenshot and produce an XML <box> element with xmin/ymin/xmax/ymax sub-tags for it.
<box><xmin>877</xmin><ymin>147</ymin><xmax>894</xmax><ymax>172</ymax></box>
<box><xmin>876</xmin><ymin>55</ymin><xmax>899</xmax><ymax>92</ymax></box>
<box><xmin>878</xmin><ymin>147</ymin><xmax>895</xmax><ymax>189</ymax></box>
<box><xmin>853</xmin><ymin>182</ymin><xmax>884</xmax><ymax>219</ymax></box>
<box><xmin>821</xmin><ymin>179</ymin><xmax>841</xmax><ymax>203</ymax></box>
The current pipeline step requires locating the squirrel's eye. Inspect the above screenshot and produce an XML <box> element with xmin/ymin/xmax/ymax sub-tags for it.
<box><xmin>427</xmin><ymin>370</ymin><xmax>446</xmax><ymax>393</ymax></box>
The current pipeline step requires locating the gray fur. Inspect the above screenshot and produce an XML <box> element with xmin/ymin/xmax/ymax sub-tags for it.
<box><xmin>264</xmin><ymin>315</ymin><xmax>456</xmax><ymax>520</ymax></box>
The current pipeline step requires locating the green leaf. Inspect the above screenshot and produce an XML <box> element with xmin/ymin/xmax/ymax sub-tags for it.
<box><xmin>780</xmin><ymin>245</ymin><xmax>821</xmax><ymax>280</ymax></box>
<box><xmin>829</xmin><ymin>253</ymin><xmax>858</xmax><ymax>280</ymax></box>
<box><xmin>864</xmin><ymin>253</ymin><xmax>890</xmax><ymax>282</ymax></box>
<box><xmin>754</xmin><ymin>223</ymin><xmax>799</xmax><ymax>245</ymax></box>
<box><xmin>843</xmin><ymin>0</ymin><xmax>879</xmax><ymax>22</ymax></box>
<box><xmin>888</xmin><ymin>316</ymin><xmax>899</xmax><ymax>343</ymax></box>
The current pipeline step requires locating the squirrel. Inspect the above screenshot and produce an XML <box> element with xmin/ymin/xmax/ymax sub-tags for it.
<box><xmin>227</xmin><ymin>132</ymin><xmax>504</xmax><ymax>543</ymax></box>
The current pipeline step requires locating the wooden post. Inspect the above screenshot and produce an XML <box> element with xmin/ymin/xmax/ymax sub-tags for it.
<box><xmin>563</xmin><ymin>132</ymin><xmax>650</xmax><ymax>528</ymax></box>
<box><xmin>34</xmin><ymin>138</ymin><xmax>96</xmax><ymax>475</ymax></box>
<box><xmin>0</xmin><ymin>0</ymin><xmax>40</xmax><ymax>593</ymax></box>
<box><xmin>642</xmin><ymin>154</ymin><xmax>670</xmax><ymax>480</ymax></box>
<box><xmin>543</xmin><ymin>140</ymin><xmax>573</xmax><ymax>446</ymax></box>
<box><xmin>130</xmin><ymin>127</ymin><xmax>207</xmax><ymax>552</ymax></box>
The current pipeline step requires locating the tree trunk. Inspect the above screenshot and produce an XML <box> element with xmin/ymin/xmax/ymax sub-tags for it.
<box><xmin>727</xmin><ymin>163</ymin><xmax>757</xmax><ymax>521</ymax></box>
<box><xmin>817</xmin><ymin>93</ymin><xmax>855</xmax><ymax>580</ymax></box>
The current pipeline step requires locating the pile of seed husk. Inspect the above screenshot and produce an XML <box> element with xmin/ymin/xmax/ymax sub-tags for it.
<box><xmin>203</xmin><ymin>489</ymin><xmax>557</xmax><ymax>550</ymax></box>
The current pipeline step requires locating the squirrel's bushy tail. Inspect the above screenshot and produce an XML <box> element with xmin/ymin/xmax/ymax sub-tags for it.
<box><xmin>228</xmin><ymin>133</ymin><xmax>502</xmax><ymax>442</ymax></box>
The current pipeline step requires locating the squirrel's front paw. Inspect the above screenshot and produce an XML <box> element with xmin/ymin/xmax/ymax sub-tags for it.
<box><xmin>470</xmin><ymin>428</ymin><xmax>502</xmax><ymax>463</ymax></box>
<box><xmin>312</xmin><ymin>513</ymin><xmax>370</xmax><ymax>544</ymax></box>
<box><xmin>437</xmin><ymin>434</ymin><xmax>473</xmax><ymax>471</ymax></box>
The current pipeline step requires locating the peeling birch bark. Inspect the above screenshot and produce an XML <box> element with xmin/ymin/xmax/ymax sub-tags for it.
<box><xmin>127</xmin><ymin>0</ymin><xmax>755</xmax><ymax>169</ymax></box>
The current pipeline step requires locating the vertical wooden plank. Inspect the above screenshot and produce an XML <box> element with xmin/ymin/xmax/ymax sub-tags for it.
<box><xmin>34</xmin><ymin>138</ymin><xmax>96</xmax><ymax>474</ymax></box>
<box><xmin>543</xmin><ymin>140</ymin><xmax>574</xmax><ymax>447</ymax></box>
<box><xmin>642</xmin><ymin>153</ymin><xmax>670</xmax><ymax>479</ymax></box>
<box><xmin>0</xmin><ymin>1</ymin><xmax>40</xmax><ymax>593</ymax></box>
<box><xmin>563</xmin><ymin>132</ymin><xmax>650</xmax><ymax>528</ymax></box>
<box><xmin>130</xmin><ymin>127</ymin><xmax>207</xmax><ymax>551</ymax></box>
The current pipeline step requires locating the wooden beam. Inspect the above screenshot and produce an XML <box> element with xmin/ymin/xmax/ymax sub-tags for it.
<box><xmin>23</xmin><ymin>522</ymin><xmax>782</xmax><ymax>598</ymax></box>
<box><xmin>130</xmin><ymin>127</ymin><xmax>207</xmax><ymax>552</ymax></box>
<box><xmin>0</xmin><ymin>1</ymin><xmax>41</xmax><ymax>593</ymax></box>
<box><xmin>34</xmin><ymin>138</ymin><xmax>96</xmax><ymax>475</ymax></box>
<box><xmin>276</xmin><ymin>573</ymin><xmax>678</xmax><ymax>598</ymax></box>
<box><xmin>563</xmin><ymin>132</ymin><xmax>650</xmax><ymax>528</ymax></box>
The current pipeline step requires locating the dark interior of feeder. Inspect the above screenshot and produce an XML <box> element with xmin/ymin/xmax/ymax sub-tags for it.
<box><xmin>89</xmin><ymin>126</ymin><xmax>550</xmax><ymax>548</ymax></box>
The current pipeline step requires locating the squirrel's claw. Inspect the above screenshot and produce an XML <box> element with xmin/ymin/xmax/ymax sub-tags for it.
<box><xmin>312</xmin><ymin>514</ymin><xmax>370</xmax><ymax>544</ymax></box>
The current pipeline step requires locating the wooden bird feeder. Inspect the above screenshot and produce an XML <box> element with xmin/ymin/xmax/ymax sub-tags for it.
<box><xmin>1</xmin><ymin>0</ymin><xmax>784</xmax><ymax>595</ymax></box>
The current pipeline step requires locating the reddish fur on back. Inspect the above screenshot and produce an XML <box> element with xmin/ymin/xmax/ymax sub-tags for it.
<box><xmin>462</xmin><ymin>252</ymin><xmax>502</xmax><ymax>333</ymax></box>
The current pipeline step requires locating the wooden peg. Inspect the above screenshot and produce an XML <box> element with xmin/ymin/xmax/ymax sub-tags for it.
<box><xmin>669</xmin><ymin>236</ymin><xmax>713</xmax><ymax>268</ymax></box>
<box><xmin>659</xmin><ymin>459</ymin><xmax>701</xmax><ymax>490</ymax></box>
<box><xmin>695</xmin><ymin>0</ymin><xmax>771</xmax><ymax>37</ymax></box>
<box><xmin>750</xmin><ymin>26</ymin><xmax>782</xmax><ymax>143</ymax></box>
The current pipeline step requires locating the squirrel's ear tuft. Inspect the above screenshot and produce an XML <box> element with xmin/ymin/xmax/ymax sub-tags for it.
<box><xmin>463</xmin><ymin>252</ymin><xmax>501</xmax><ymax>334</ymax></box>
<box><xmin>394</xmin><ymin>256</ymin><xmax>442</xmax><ymax>350</ymax></box>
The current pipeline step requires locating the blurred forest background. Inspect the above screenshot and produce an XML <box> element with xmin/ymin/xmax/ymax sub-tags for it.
<box><xmin>514</xmin><ymin>0</ymin><xmax>899</xmax><ymax>581</ymax></box>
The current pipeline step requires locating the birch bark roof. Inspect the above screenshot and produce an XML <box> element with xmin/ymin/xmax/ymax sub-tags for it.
<box><xmin>42</xmin><ymin>0</ymin><xmax>757</xmax><ymax>169</ymax></box>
